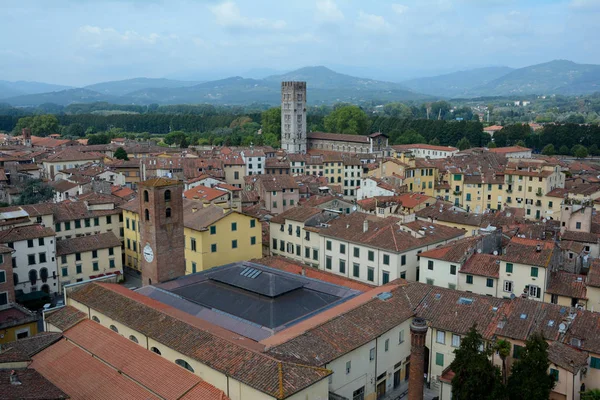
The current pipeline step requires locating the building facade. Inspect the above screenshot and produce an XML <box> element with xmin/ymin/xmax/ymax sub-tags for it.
<box><xmin>281</xmin><ymin>81</ymin><xmax>307</xmax><ymax>154</ymax></box>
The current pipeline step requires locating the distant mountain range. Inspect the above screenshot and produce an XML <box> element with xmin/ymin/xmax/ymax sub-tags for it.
<box><xmin>2</xmin><ymin>60</ymin><xmax>600</xmax><ymax>107</ymax></box>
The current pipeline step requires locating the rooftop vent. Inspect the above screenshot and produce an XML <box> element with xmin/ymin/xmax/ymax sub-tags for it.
<box><xmin>376</xmin><ymin>292</ymin><xmax>393</xmax><ymax>301</ymax></box>
<box><xmin>492</xmin><ymin>306</ymin><xmax>498</xmax><ymax>312</ymax></box>
<box><xmin>240</xmin><ymin>267</ymin><xmax>262</xmax><ymax>279</ymax></box>
<box><xmin>457</xmin><ymin>297</ymin><xmax>474</xmax><ymax>305</ymax></box>
<box><xmin>548</xmin><ymin>320</ymin><xmax>555</xmax><ymax>327</ymax></box>
<box><xmin>520</xmin><ymin>313</ymin><xmax>527</xmax><ymax>319</ymax></box>
<box><xmin>435</xmin><ymin>293</ymin><xmax>442</xmax><ymax>300</ymax></box>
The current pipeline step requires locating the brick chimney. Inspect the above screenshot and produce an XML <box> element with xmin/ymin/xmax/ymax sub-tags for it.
<box><xmin>408</xmin><ymin>317</ymin><xmax>428</xmax><ymax>400</ymax></box>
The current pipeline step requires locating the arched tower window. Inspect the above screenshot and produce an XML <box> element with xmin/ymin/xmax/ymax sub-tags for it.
<box><xmin>145</xmin><ymin>209</ymin><xmax>150</xmax><ymax>221</ymax></box>
<box><xmin>164</xmin><ymin>190</ymin><xmax>171</xmax><ymax>202</ymax></box>
<box><xmin>166</xmin><ymin>208</ymin><xmax>172</xmax><ymax>218</ymax></box>
<box><xmin>144</xmin><ymin>190</ymin><xmax>149</xmax><ymax>202</ymax></box>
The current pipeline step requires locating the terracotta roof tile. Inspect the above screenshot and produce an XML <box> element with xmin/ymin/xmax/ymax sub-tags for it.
<box><xmin>0</xmin><ymin>369</ymin><xmax>67</xmax><ymax>399</ymax></box>
<box><xmin>547</xmin><ymin>341</ymin><xmax>588</xmax><ymax>373</ymax></box>
<box><xmin>270</xmin><ymin>206</ymin><xmax>322</xmax><ymax>224</ymax></box>
<box><xmin>44</xmin><ymin>306</ymin><xmax>87</xmax><ymax>331</ymax></box>
<box><xmin>459</xmin><ymin>253</ymin><xmax>501</xmax><ymax>278</ymax></box>
<box><xmin>588</xmin><ymin>259</ymin><xmax>600</xmax><ymax>288</ymax></box>
<box><xmin>184</xmin><ymin>185</ymin><xmax>229</xmax><ymax>201</ymax></box>
<box><xmin>0</xmin><ymin>224</ymin><xmax>55</xmax><ymax>243</ymax></box>
<box><xmin>501</xmin><ymin>236</ymin><xmax>555</xmax><ymax>267</ymax></box>
<box><xmin>307</xmin><ymin>132</ymin><xmax>370</xmax><ymax>144</ymax></box>
<box><xmin>420</xmin><ymin>237</ymin><xmax>479</xmax><ymax>263</ymax></box>
<box><xmin>545</xmin><ymin>271</ymin><xmax>587</xmax><ymax>299</ymax></box>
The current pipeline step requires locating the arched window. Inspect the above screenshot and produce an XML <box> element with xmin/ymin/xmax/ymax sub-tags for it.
<box><xmin>175</xmin><ymin>359</ymin><xmax>194</xmax><ymax>373</ymax></box>
<box><xmin>166</xmin><ymin>208</ymin><xmax>171</xmax><ymax>218</ymax></box>
<box><xmin>164</xmin><ymin>190</ymin><xmax>171</xmax><ymax>202</ymax></box>
<box><xmin>151</xmin><ymin>347</ymin><xmax>161</xmax><ymax>355</ymax></box>
<box><xmin>13</xmin><ymin>273</ymin><xmax>18</xmax><ymax>285</ymax></box>
<box><xmin>40</xmin><ymin>268</ymin><xmax>48</xmax><ymax>283</ymax></box>
<box><xmin>41</xmin><ymin>284</ymin><xmax>50</xmax><ymax>294</ymax></box>
<box><xmin>92</xmin><ymin>316</ymin><xmax>100</xmax><ymax>323</ymax></box>
<box><xmin>29</xmin><ymin>269</ymin><xmax>38</xmax><ymax>285</ymax></box>
<box><xmin>145</xmin><ymin>209</ymin><xmax>150</xmax><ymax>221</ymax></box>
<box><xmin>110</xmin><ymin>325</ymin><xmax>119</xmax><ymax>333</ymax></box>
<box><xmin>129</xmin><ymin>335</ymin><xmax>139</xmax><ymax>344</ymax></box>
<box><xmin>144</xmin><ymin>190</ymin><xmax>149</xmax><ymax>202</ymax></box>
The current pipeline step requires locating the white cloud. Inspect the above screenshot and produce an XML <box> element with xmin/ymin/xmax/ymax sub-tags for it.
<box><xmin>356</xmin><ymin>11</ymin><xmax>392</xmax><ymax>33</ymax></box>
<box><xmin>209</xmin><ymin>1</ymin><xmax>286</xmax><ymax>30</ymax></box>
<box><xmin>391</xmin><ymin>4</ymin><xmax>408</xmax><ymax>15</ymax></box>
<box><xmin>315</xmin><ymin>0</ymin><xmax>344</xmax><ymax>22</ymax></box>
<box><xmin>79</xmin><ymin>25</ymin><xmax>164</xmax><ymax>47</ymax></box>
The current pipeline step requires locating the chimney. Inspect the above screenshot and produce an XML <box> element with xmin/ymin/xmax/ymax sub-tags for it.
<box><xmin>192</xmin><ymin>206</ymin><xmax>198</xmax><ymax>213</ymax></box>
<box><xmin>363</xmin><ymin>219</ymin><xmax>369</xmax><ymax>233</ymax></box>
<box><xmin>409</xmin><ymin>318</ymin><xmax>428</xmax><ymax>400</ymax></box>
<box><xmin>536</xmin><ymin>243</ymin><xmax>542</xmax><ymax>252</ymax></box>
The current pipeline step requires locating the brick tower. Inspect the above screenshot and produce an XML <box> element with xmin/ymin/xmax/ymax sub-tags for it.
<box><xmin>281</xmin><ymin>81</ymin><xmax>307</xmax><ymax>154</ymax></box>
<box><xmin>408</xmin><ymin>317</ymin><xmax>428</xmax><ymax>400</ymax></box>
<box><xmin>138</xmin><ymin>178</ymin><xmax>185</xmax><ymax>286</ymax></box>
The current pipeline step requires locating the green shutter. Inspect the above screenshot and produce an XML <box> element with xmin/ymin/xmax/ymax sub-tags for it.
<box><xmin>506</xmin><ymin>263</ymin><xmax>513</xmax><ymax>273</ymax></box>
<box><xmin>436</xmin><ymin>353</ymin><xmax>444</xmax><ymax>366</ymax></box>
<box><xmin>531</xmin><ymin>267</ymin><xmax>539</xmax><ymax>277</ymax></box>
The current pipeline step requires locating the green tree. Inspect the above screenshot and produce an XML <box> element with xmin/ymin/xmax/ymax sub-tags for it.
<box><xmin>163</xmin><ymin>131</ymin><xmax>186</xmax><ymax>146</ymax></box>
<box><xmin>589</xmin><ymin>143</ymin><xmax>599</xmax><ymax>156</ymax></box>
<box><xmin>559</xmin><ymin>145</ymin><xmax>570</xmax><ymax>155</ymax></box>
<box><xmin>450</xmin><ymin>325</ymin><xmax>504</xmax><ymax>400</ymax></box>
<box><xmin>66</xmin><ymin>123</ymin><xmax>85</xmax><ymax>137</ymax></box>
<box><xmin>572</xmin><ymin>144</ymin><xmax>588</xmax><ymax>159</ymax></box>
<box><xmin>429</xmin><ymin>137</ymin><xmax>440</xmax><ymax>146</ymax></box>
<box><xmin>541</xmin><ymin>144</ymin><xmax>555</xmax><ymax>156</ymax></box>
<box><xmin>323</xmin><ymin>105</ymin><xmax>370</xmax><ymax>134</ymax></box>
<box><xmin>515</xmin><ymin>140</ymin><xmax>527</xmax><ymax>147</ymax></box>
<box><xmin>582</xmin><ymin>389</ymin><xmax>600</xmax><ymax>400</ymax></box>
<box><xmin>17</xmin><ymin>180</ymin><xmax>54</xmax><ymax>205</ymax></box>
<box><xmin>87</xmin><ymin>133</ymin><xmax>110</xmax><ymax>145</ymax></box>
<box><xmin>507</xmin><ymin>333</ymin><xmax>555</xmax><ymax>400</ymax></box>
<box><xmin>457</xmin><ymin>137</ymin><xmax>472</xmax><ymax>150</ymax></box>
<box><xmin>494</xmin><ymin>339</ymin><xmax>511</xmax><ymax>385</ymax></box>
<box><xmin>113</xmin><ymin>147</ymin><xmax>129</xmax><ymax>161</ymax></box>
<box><xmin>14</xmin><ymin>114</ymin><xmax>60</xmax><ymax>137</ymax></box>
<box><xmin>180</xmin><ymin>136</ymin><xmax>189</xmax><ymax>149</ymax></box>
<box><xmin>261</xmin><ymin>107</ymin><xmax>281</xmax><ymax>136</ymax></box>
<box><xmin>395</xmin><ymin>129</ymin><xmax>426</xmax><ymax>145</ymax></box>
<box><xmin>487</xmin><ymin>141</ymin><xmax>497</xmax><ymax>148</ymax></box>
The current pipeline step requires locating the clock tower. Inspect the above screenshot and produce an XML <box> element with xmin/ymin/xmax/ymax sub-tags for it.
<box><xmin>138</xmin><ymin>177</ymin><xmax>185</xmax><ymax>286</ymax></box>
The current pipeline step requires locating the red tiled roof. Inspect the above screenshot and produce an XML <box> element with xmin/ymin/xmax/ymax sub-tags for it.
<box><xmin>459</xmin><ymin>253</ymin><xmax>501</xmax><ymax>278</ymax></box>
<box><xmin>489</xmin><ymin>146</ymin><xmax>531</xmax><ymax>154</ymax></box>
<box><xmin>184</xmin><ymin>185</ymin><xmax>229</xmax><ymax>201</ymax></box>
<box><xmin>307</xmin><ymin>132</ymin><xmax>370</xmax><ymax>143</ymax></box>
<box><xmin>270</xmin><ymin>206</ymin><xmax>322</xmax><ymax>224</ymax></box>
<box><xmin>0</xmin><ymin>369</ymin><xmax>67</xmax><ymax>400</ymax></box>
<box><xmin>501</xmin><ymin>236</ymin><xmax>555</xmax><ymax>267</ymax></box>
<box><xmin>420</xmin><ymin>237</ymin><xmax>478</xmax><ymax>264</ymax></box>
<box><xmin>588</xmin><ymin>259</ymin><xmax>600</xmax><ymax>288</ymax></box>
<box><xmin>44</xmin><ymin>306</ymin><xmax>87</xmax><ymax>331</ymax></box>
<box><xmin>545</xmin><ymin>271</ymin><xmax>587</xmax><ymax>300</ymax></box>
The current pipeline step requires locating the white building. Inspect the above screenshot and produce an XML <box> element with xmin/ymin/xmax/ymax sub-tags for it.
<box><xmin>357</xmin><ymin>177</ymin><xmax>398</xmax><ymax>201</ymax></box>
<box><xmin>241</xmin><ymin>149</ymin><xmax>265</xmax><ymax>176</ymax></box>
<box><xmin>392</xmin><ymin>144</ymin><xmax>459</xmax><ymax>159</ymax></box>
<box><xmin>0</xmin><ymin>224</ymin><xmax>58</xmax><ymax>295</ymax></box>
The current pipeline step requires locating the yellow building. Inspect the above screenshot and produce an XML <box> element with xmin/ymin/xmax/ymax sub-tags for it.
<box><xmin>120</xmin><ymin>198</ymin><xmax>262</xmax><ymax>273</ymax></box>
<box><xmin>0</xmin><ymin>303</ymin><xmax>38</xmax><ymax>344</ymax></box>
<box><xmin>183</xmin><ymin>202</ymin><xmax>262</xmax><ymax>273</ymax></box>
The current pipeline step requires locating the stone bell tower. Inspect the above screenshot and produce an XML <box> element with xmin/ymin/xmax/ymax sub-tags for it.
<box><xmin>409</xmin><ymin>317</ymin><xmax>428</xmax><ymax>400</ymax></box>
<box><xmin>281</xmin><ymin>81</ymin><xmax>307</xmax><ymax>154</ymax></box>
<box><xmin>138</xmin><ymin>177</ymin><xmax>185</xmax><ymax>286</ymax></box>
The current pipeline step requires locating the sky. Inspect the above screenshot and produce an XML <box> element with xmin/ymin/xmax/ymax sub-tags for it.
<box><xmin>1</xmin><ymin>0</ymin><xmax>600</xmax><ymax>86</ymax></box>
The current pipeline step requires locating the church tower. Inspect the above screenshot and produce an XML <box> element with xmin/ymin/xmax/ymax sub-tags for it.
<box><xmin>281</xmin><ymin>81</ymin><xmax>307</xmax><ymax>154</ymax></box>
<box><xmin>138</xmin><ymin>177</ymin><xmax>185</xmax><ymax>286</ymax></box>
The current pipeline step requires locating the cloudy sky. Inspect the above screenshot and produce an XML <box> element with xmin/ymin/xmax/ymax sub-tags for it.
<box><xmin>1</xmin><ymin>0</ymin><xmax>599</xmax><ymax>86</ymax></box>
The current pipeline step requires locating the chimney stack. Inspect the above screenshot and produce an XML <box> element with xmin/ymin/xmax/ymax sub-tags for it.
<box><xmin>408</xmin><ymin>317</ymin><xmax>428</xmax><ymax>400</ymax></box>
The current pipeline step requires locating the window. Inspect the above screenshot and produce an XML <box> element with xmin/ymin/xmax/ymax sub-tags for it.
<box><xmin>165</xmin><ymin>208</ymin><xmax>172</xmax><ymax>218</ymax></box>
<box><xmin>531</xmin><ymin>267</ymin><xmax>538</xmax><ymax>277</ymax></box>
<box><xmin>176</xmin><ymin>359</ymin><xmax>195</xmax><ymax>373</ymax></box>
<box><xmin>85</xmin><ymin>218</ymin><xmax>90</xmax><ymax>227</ymax></box>
<box><xmin>576</xmin><ymin>222</ymin><xmax>582</xmax><ymax>230</ymax></box>
<box><xmin>108</xmin><ymin>247</ymin><xmax>114</xmax><ymax>256</ymax></box>
<box><xmin>550</xmin><ymin>368</ymin><xmax>559</xmax><ymax>382</ymax></box>
<box><xmin>486</xmin><ymin>278</ymin><xmax>494</xmax><ymax>288</ymax></box>
<box><xmin>367</xmin><ymin>267</ymin><xmax>374</xmax><ymax>282</ymax></box>
<box><xmin>399</xmin><ymin>330</ymin><xmax>405</xmax><ymax>343</ymax></box>
<box><xmin>368</xmin><ymin>251</ymin><xmax>374</xmax><ymax>262</ymax></box>
<box><xmin>210</xmin><ymin>226</ymin><xmax>216</xmax><ymax>235</ymax></box>
<box><xmin>61</xmin><ymin>255</ymin><xmax>67</xmax><ymax>264</ymax></box>
<box><xmin>428</xmin><ymin>260</ymin><xmax>434</xmax><ymax>270</ymax></box>
<box><xmin>191</xmin><ymin>262</ymin><xmax>197</xmax><ymax>273</ymax></box>
<box><xmin>346</xmin><ymin>360</ymin><xmax>351</xmax><ymax>374</ymax></box>
<box><xmin>0</xmin><ymin>270</ymin><xmax>5</xmax><ymax>284</ymax></box>
<box><xmin>164</xmin><ymin>190</ymin><xmax>171</xmax><ymax>201</ymax></box>
<box><xmin>65</xmin><ymin>222</ymin><xmax>71</xmax><ymax>231</ymax></box>
<box><xmin>436</xmin><ymin>353</ymin><xmax>444</xmax><ymax>366</ymax></box>
<box><xmin>92</xmin><ymin>316</ymin><xmax>100</xmax><ymax>323</ymax></box>
<box><xmin>75</xmin><ymin>253</ymin><xmax>81</xmax><ymax>261</ymax></box>
<box><xmin>55</xmin><ymin>223</ymin><xmax>61</xmax><ymax>232</ymax></box>
<box><xmin>76</xmin><ymin>265</ymin><xmax>82</xmax><ymax>274</ymax></box>
<box><xmin>39</xmin><ymin>252</ymin><xmax>46</xmax><ymax>263</ymax></box>
<box><xmin>92</xmin><ymin>250</ymin><xmax>98</xmax><ymax>258</ymax></box>
<box><xmin>452</xmin><ymin>334</ymin><xmax>461</xmax><ymax>348</ymax></box>
<box><xmin>326</xmin><ymin>256</ymin><xmax>332</xmax><ymax>270</ymax></box>
<box><xmin>191</xmin><ymin>238</ymin><xmax>197</xmax><ymax>251</ymax></box>
<box><xmin>339</xmin><ymin>260</ymin><xmax>346</xmax><ymax>274</ymax></box>
<box><xmin>398</xmin><ymin>255</ymin><xmax>403</xmax><ymax>266</ymax></box>
<box><xmin>426</xmin><ymin>278</ymin><xmax>434</xmax><ymax>285</ymax></box>
<box><xmin>232</xmin><ymin>240</ymin><xmax>238</xmax><ymax>249</ymax></box>
<box><xmin>450</xmin><ymin>265</ymin><xmax>457</xmax><ymax>275</ymax></box>
<box><xmin>231</xmin><ymin>222</ymin><xmax>237</xmax><ymax>231</ymax></box>
<box><xmin>353</xmin><ymin>263</ymin><xmax>360</xmax><ymax>277</ymax></box>
<box><xmin>313</xmin><ymin>249</ymin><xmax>318</xmax><ymax>261</ymax></box>
<box><xmin>305</xmin><ymin>247</ymin><xmax>310</xmax><ymax>259</ymax></box>
<box><xmin>129</xmin><ymin>335</ymin><xmax>139</xmax><ymax>343</ymax></box>
<box><xmin>38</xmin><ymin>237</ymin><xmax>45</xmax><ymax>246</ymax></box>
<box><xmin>272</xmin><ymin>201</ymin><xmax>277</xmax><ymax>208</ymax></box>
<box><xmin>132</xmin><ymin>220</ymin><xmax>136</xmax><ymax>231</ymax></box>
<box><xmin>436</xmin><ymin>330</ymin><xmax>445</xmax><ymax>344</ymax></box>
<box><xmin>506</xmin><ymin>263</ymin><xmax>513</xmax><ymax>273</ymax></box>
<box><xmin>145</xmin><ymin>209</ymin><xmax>150</xmax><ymax>221</ymax></box>
<box><xmin>93</xmin><ymin>262</ymin><xmax>99</xmax><ymax>271</ymax></box>
<box><xmin>529</xmin><ymin>285</ymin><xmax>540</xmax><ymax>298</ymax></box>
<box><xmin>353</xmin><ymin>247</ymin><xmax>360</xmax><ymax>258</ymax></box>
<box><xmin>339</xmin><ymin>243</ymin><xmax>345</xmax><ymax>254</ymax></box>
<box><xmin>61</xmin><ymin>267</ymin><xmax>68</xmax><ymax>277</ymax></box>
<box><xmin>109</xmin><ymin>259</ymin><xmax>115</xmax><ymax>269</ymax></box>
<box><xmin>466</xmin><ymin>275</ymin><xmax>473</xmax><ymax>284</ymax></box>
<box><xmin>250</xmin><ymin>219</ymin><xmax>256</xmax><ymax>228</ymax></box>
<box><xmin>27</xmin><ymin>239</ymin><xmax>34</xmax><ymax>248</ymax></box>
<box><xmin>382</xmin><ymin>271</ymin><xmax>390</xmax><ymax>284</ymax></box>
<box><xmin>385</xmin><ymin>338</ymin><xmax>389</xmax><ymax>352</ymax></box>
<box><xmin>370</xmin><ymin>347</ymin><xmax>375</xmax><ymax>361</ymax></box>
<box><xmin>0</xmin><ymin>292</ymin><xmax>7</xmax><ymax>306</ymax></box>
<box><xmin>28</xmin><ymin>254</ymin><xmax>35</xmax><ymax>265</ymax></box>
<box><xmin>151</xmin><ymin>347</ymin><xmax>161</xmax><ymax>355</ymax></box>
<box><xmin>251</xmin><ymin>236</ymin><xmax>257</xmax><ymax>245</ymax></box>
<box><xmin>591</xmin><ymin>357</ymin><xmax>600</xmax><ymax>369</ymax></box>
<box><xmin>326</xmin><ymin>241</ymin><xmax>332</xmax><ymax>251</ymax></box>
<box><xmin>513</xmin><ymin>344</ymin><xmax>523</xmax><ymax>359</ymax></box>
<box><xmin>211</xmin><ymin>244</ymin><xmax>217</xmax><ymax>253</ymax></box>
<box><xmin>144</xmin><ymin>190</ymin><xmax>149</xmax><ymax>202</ymax></box>
<box><xmin>504</xmin><ymin>280</ymin><xmax>513</xmax><ymax>292</ymax></box>
<box><xmin>400</xmin><ymin>271</ymin><xmax>406</xmax><ymax>279</ymax></box>
<box><xmin>110</xmin><ymin>325</ymin><xmax>119</xmax><ymax>333</ymax></box>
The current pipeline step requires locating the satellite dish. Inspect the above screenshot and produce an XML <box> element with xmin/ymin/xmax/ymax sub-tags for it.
<box><xmin>559</xmin><ymin>323</ymin><xmax>567</xmax><ymax>332</ymax></box>
<box><xmin>493</xmin><ymin>250</ymin><xmax>498</xmax><ymax>256</ymax></box>
<box><xmin>542</xmin><ymin>218</ymin><xmax>547</xmax><ymax>223</ymax></box>
<box><xmin>510</xmin><ymin>293</ymin><xmax>516</xmax><ymax>300</ymax></box>
<box><xmin>352</xmin><ymin>206</ymin><xmax>357</xmax><ymax>211</ymax></box>
<box><xmin>477</xmin><ymin>249</ymin><xmax>482</xmax><ymax>253</ymax></box>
